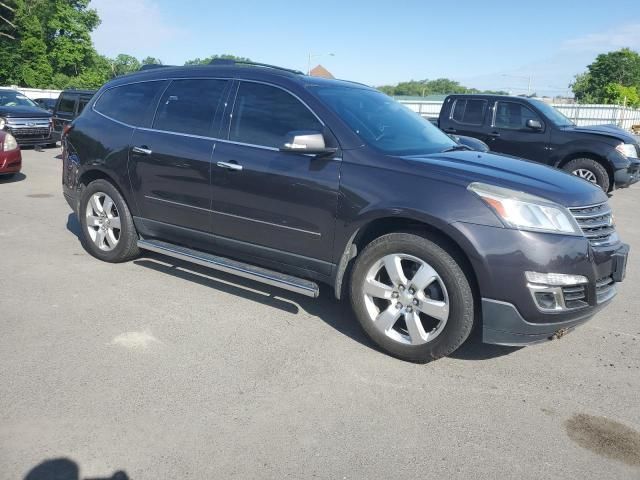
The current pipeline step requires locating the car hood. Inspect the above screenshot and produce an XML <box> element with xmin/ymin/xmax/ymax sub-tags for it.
<box><xmin>400</xmin><ymin>151</ymin><xmax>608</xmax><ymax>208</ymax></box>
<box><xmin>561</xmin><ymin>124</ymin><xmax>638</xmax><ymax>144</ymax></box>
<box><xmin>0</xmin><ymin>105</ymin><xmax>51</xmax><ymax>118</ymax></box>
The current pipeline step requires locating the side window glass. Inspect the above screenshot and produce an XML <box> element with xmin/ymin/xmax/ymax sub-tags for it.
<box><xmin>495</xmin><ymin>102</ymin><xmax>541</xmax><ymax>130</ymax></box>
<box><xmin>153</xmin><ymin>79</ymin><xmax>228</xmax><ymax>136</ymax></box>
<box><xmin>57</xmin><ymin>95</ymin><xmax>75</xmax><ymax>115</ymax></box>
<box><xmin>230</xmin><ymin>82</ymin><xmax>322</xmax><ymax>148</ymax></box>
<box><xmin>78</xmin><ymin>97</ymin><xmax>91</xmax><ymax>115</ymax></box>
<box><xmin>451</xmin><ymin>99</ymin><xmax>487</xmax><ymax>126</ymax></box>
<box><xmin>94</xmin><ymin>81</ymin><xmax>165</xmax><ymax>126</ymax></box>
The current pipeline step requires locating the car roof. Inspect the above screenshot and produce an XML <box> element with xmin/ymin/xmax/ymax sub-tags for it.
<box><xmin>60</xmin><ymin>89</ymin><xmax>96</xmax><ymax>95</ymax></box>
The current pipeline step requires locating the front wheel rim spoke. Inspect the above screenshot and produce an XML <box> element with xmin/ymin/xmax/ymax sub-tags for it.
<box><xmin>364</xmin><ymin>278</ymin><xmax>394</xmax><ymax>299</ymax></box>
<box><xmin>383</xmin><ymin>255</ymin><xmax>408</xmax><ymax>286</ymax></box>
<box><xmin>94</xmin><ymin>228</ymin><xmax>106</xmax><ymax>247</ymax></box>
<box><xmin>416</xmin><ymin>297</ymin><xmax>449</xmax><ymax>321</ymax></box>
<box><xmin>410</xmin><ymin>264</ymin><xmax>437</xmax><ymax>291</ymax></box>
<box><xmin>90</xmin><ymin>195</ymin><xmax>103</xmax><ymax>215</ymax></box>
<box><xmin>108</xmin><ymin>216</ymin><xmax>121</xmax><ymax>230</ymax></box>
<box><xmin>87</xmin><ymin>215</ymin><xmax>101</xmax><ymax>227</ymax></box>
<box><xmin>375</xmin><ymin>305</ymin><xmax>402</xmax><ymax>332</ymax></box>
<box><xmin>405</xmin><ymin>311</ymin><xmax>429</xmax><ymax>344</ymax></box>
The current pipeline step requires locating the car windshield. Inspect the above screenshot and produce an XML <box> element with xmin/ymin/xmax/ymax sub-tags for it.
<box><xmin>530</xmin><ymin>99</ymin><xmax>575</xmax><ymax>127</ymax></box>
<box><xmin>0</xmin><ymin>91</ymin><xmax>38</xmax><ymax>108</ymax></box>
<box><xmin>313</xmin><ymin>86</ymin><xmax>456</xmax><ymax>155</ymax></box>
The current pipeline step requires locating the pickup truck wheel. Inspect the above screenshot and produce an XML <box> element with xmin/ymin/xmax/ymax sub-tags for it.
<box><xmin>563</xmin><ymin>158</ymin><xmax>610</xmax><ymax>191</ymax></box>
<box><xmin>350</xmin><ymin>233</ymin><xmax>474</xmax><ymax>363</ymax></box>
<box><xmin>78</xmin><ymin>179</ymin><xmax>140</xmax><ymax>263</ymax></box>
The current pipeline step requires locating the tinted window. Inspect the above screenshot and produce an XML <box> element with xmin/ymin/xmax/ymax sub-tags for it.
<box><xmin>78</xmin><ymin>97</ymin><xmax>91</xmax><ymax>114</ymax></box>
<box><xmin>494</xmin><ymin>102</ymin><xmax>541</xmax><ymax>130</ymax></box>
<box><xmin>94</xmin><ymin>81</ymin><xmax>165</xmax><ymax>126</ymax></box>
<box><xmin>57</xmin><ymin>95</ymin><xmax>76</xmax><ymax>114</ymax></box>
<box><xmin>314</xmin><ymin>87</ymin><xmax>456</xmax><ymax>155</ymax></box>
<box><xmin>153</xmin><ymin>79</ymin><xmax>227</xmax><ymax>136</ymax></box>
<box><xmin>0</xmin><ymin>90</ymin><xmax>37</xmax><ymax>108</ymax></box>
<box><xmin>451</xmin><ymin>98</ymin><xmax>487</xmax><ymax>125</ymax></box>
<box><xmin>529</xmin><ymin>99</ymin><xmax>574</xmax><ymax>127</ymax></box>
<box><xmin>230</xmin><ymin>82</ymin><xmax>322</xmax><ymax>148</ymax></box>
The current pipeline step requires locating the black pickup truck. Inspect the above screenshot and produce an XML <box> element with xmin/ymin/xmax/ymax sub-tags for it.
<box><xmin>435</xmin><ymin>94</ymin><xmax>640</xmax><ymax>191</ymax></box>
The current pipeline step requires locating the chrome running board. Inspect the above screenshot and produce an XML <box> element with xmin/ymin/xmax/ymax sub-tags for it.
<box><xmin>137</xmin><ymin>239</ymin><xmax>320</xmax><ymax>298</ymax></box>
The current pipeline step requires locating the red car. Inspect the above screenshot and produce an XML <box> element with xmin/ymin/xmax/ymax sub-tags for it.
<box><xmin>0</xmin><ymin>131</ymin><xmax>21</xmax><ymax>178</ymax></box>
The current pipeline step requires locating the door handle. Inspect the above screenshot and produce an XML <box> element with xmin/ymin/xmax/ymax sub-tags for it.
<box><xmin>444</xmin><ymin>127</ymin><xmax>457</xmax><ymax>133</ymax></box>
<box><xmin>216</xmin><ymin>161</ymin><xmax>243</xmax><ymax>171</ymax></box>
<box><xmin>132</xmin><ymin>146</ymin><xmax>153</xmax><ymax>155</ymax></box>
<box><xmin>489</xmin><ymin>132</ymin><xmax>500</xmax><ymax>138</ymax></box>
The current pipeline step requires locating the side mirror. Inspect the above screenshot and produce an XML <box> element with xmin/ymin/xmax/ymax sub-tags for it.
<box><xmin>526</xmin><ymin>119</ymin><xmax>543</xmax><ymax>130</ymax></box>
<box><xmin>280</xmin><ymin>130</ymin><xmax>337</xmax><ymax>156</ymax></box>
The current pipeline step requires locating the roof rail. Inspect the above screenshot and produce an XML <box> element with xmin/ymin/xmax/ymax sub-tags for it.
<box><xmin>139</xmin><ymin>64</ymin><xmax>170</xmax><ymax>71</ymax></box>
<box><xmin>209</xmin><ymin>58</ymin><xmax>303</xmax><ymax>75</ymax></box>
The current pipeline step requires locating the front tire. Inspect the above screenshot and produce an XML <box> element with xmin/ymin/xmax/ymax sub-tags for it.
<box><xmin>78</xmin><ymin>179</ymin><xmax>140</xmax><ymax>263</ymax></box>
<box><xmin>350</xmin><ymin>233</ymin><xmax>474</xmax><ymax>363</ymax></box>
<box><xmin>563</xmin><ymin>158</ymin><xmax>610</xmax><ymax>192</ymax></box>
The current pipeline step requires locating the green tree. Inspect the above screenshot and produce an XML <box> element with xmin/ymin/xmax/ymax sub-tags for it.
<box><xmin>572</xmin><ymin>48</ymin><xmax>640</xmax><ymax>104</ymax></box>
<box><xmin>378</xmin><ymin>78</ymin><xmax>507</xmax><ymax>96</ymax></box>
<box><xmin>184</xmin><ymin>54</ymin><xmax>251</xmax><ymax>66</ymax></box>
<box><xmin>602</xmin><ymin>83</ymin><xmax>640</xmax><ymax>107</ymax></box>
<box><xmin>142</xmin><ymin>56</ymin><xmax>162</xmax><ymax>66</ymax></box>
<box><xmin>111</xmin><ymin>53</ymin><xmax>141</xmax><ymax>76</ymax></box>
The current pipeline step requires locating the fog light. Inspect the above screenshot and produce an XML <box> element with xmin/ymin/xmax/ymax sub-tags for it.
<box><xmin>535</xmin><ymin>292</ymin><xmax>558</xmax><ymax>310</ymax></box>
<box><xmin>525</xmin><ymin>271</ymin><xmax>588</xmax><ymax>286</ymax></box>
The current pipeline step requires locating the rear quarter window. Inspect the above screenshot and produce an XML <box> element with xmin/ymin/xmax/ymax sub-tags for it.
<box><xmin>450</xmin><ymin>98</ymin><xmax>487</xmax><ymax>126</ymax></box>
<box><xmin>94</xmin><ymin>81</ymin><xmax>166</xmax><ymax>127</ymax></box>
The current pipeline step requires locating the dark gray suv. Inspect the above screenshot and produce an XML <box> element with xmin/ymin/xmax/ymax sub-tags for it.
<box><xmin>61</xmin><ymin>60</ymin><xmax>629</xmax><ymax>362</ymax></box>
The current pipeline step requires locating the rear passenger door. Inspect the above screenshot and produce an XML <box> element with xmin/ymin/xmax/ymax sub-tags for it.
<box><xmin>441</xmin><ymin>97</ymin><xmax>489</xmax><ymax>139</ymax></box>
<box><xmin>487</xmin><ymin>101</ymin><xmax>550</xmax><ymax>161</ymax></box>
<box><xmin>128</xmin><ymin>78</ymin><xmax>230</xmax><ymax>233</ymax></box>
<box><xmin>210</xmin><ymin>81</ymin><xmax>340</xmax><ymax>272</ymax></box>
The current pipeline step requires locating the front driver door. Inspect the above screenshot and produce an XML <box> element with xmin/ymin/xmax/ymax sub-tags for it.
<box><xmin>487</xmin><ymin>101</ymin><xmax>550</xmax><ymax>162</ymax></box>
<box><xmin>210</xmin><ymin>81</ymin><xmax>340</xmax><ymax>275</ymax></box>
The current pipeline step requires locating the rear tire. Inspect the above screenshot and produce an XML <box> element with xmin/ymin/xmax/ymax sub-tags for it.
<box><xmin>349</xmin><ymin>232</ymin><xmax>474</xmax><ymax>363</ymax></box>
<box><xmin>563</xmin><ymin>158</ymin><xmax>610</xmax><ymax>192</ymax></box>
<box><xmin>78</xmin><ymin>179</ymin><xmax>140</xmax><ymax>263</ymax></box>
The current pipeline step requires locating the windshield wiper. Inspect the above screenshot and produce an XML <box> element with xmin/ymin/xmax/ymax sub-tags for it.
<box><xmin>441</xmin><ymin>144</ymin><xmax>473</xmax><ymax>152</ymax></box>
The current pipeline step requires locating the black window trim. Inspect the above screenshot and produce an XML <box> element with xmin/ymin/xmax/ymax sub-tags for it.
<box><xmin>449</xmin><ymin>97</ymin><xmax>488</xmax><ymax>126</ymax></box>
<box><xmin>91</xmin><ymin>77</ymin><xmax>337</xmax><ymax>154</ymax></box>
<box><xmin>491</xmin><ymin>100</ymin><xmax>545</xmax><ymax>132</ymax></box>
<box><xmin>55</xmin><ymin>94</ymin><xmax>78</xmax><ymax>117</ymax></box>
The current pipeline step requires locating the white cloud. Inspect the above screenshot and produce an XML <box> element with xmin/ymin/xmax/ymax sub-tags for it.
<box><xmin>90</xmin><ymin>0</ymin><xmax>185</xmax><ymax>58</ymax></box>
<box><xmin>562</xmin><ymin>23</ymin><xmax>640</xmax><ymax>53</ymax></box>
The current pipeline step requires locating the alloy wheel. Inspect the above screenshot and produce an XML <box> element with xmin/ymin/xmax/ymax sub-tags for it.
<box><xmin>362</xmin><ymin>253</ymin><xmax>449</xmax><ymax>345</ymax></box>
<box><xmin>572</xmin><ymin>168</ymin><xmax>597</xmax><ymax>184</ymax></box>
<box><xmin>85</xmin><ymin>192</ymin><xmax>121</xmax><ymax>251</ymax></box>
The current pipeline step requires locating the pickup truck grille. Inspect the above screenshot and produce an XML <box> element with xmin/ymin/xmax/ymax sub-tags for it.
<box><xmin>5</xmin><ymin>117</ymin><xmax>51</xmax><ymax>139</ymax></box>
<box><xmin>569</xmin><ymin>202</ymin><xmax>615</xmax><ymax>246</ymax></box>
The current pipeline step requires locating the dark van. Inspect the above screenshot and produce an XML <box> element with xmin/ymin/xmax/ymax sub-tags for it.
<box><xmin>52</xmin><ymin>89</ymin><xmax>96</xmax><ymax>143</ymax></box>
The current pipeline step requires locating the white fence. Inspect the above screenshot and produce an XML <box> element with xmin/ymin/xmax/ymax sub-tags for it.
<box><xmin>2</xmin><ymin>86</ymin><xmax>62</xmax><ymax>100</ymax></box>
<box><xmin>398</xmin><ymin>99</ymin><xmax>640</xmax><ymax>131</ymax></box>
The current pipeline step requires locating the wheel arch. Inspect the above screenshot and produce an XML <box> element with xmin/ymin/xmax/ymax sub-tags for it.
<box><xmin>333</xmin><ymin>216</ymin><xmax>481</xmax><ymax>308</ymax></box>
<box><xmin>76</xmin><ymin>167</ymin><xmax>137</xmax><ymax>215</ymax></box>
<box><xmin>556</xmin><ymin>151</ymin><xmax>614</xmax><ymax>189</ymax></box>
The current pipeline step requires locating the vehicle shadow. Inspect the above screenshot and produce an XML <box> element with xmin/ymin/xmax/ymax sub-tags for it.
<box><xmin>65</xmin><ymin>212</ymin><xmax>518</xmax><ymax>361</ymax></box>
<box><xmin>24</xmin><ymin>457</ymin><xmax>128</xmax><ymax>480</ymax></box>
<box><xmin>0</xmin><ymin>172</ymin><xmax>26</xmax><ymax>183</ymax></box>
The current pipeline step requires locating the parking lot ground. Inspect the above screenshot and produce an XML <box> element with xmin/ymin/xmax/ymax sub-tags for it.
<box><xmin>1</xmin><ymin>148</ymin><xmax>639</xmax><ymax>479</ymax></box>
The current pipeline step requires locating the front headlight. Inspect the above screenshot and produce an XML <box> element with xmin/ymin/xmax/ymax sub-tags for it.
<box><xmin>0</xmin><ymin>117</ymin><xmax>6</xmax><ymax>130</ymax></box>
<box><xmin>616</xmin><ymin>143</ymin><xmax>639</xmax><ymax>158</ymax></box>
<box><xmin>468</xmin><ymin>182</ymin><xmax>582</xmax><ymax>236</ymax></box>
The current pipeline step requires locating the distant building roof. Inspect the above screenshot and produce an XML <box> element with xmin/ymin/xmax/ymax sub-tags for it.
<box><xmin>310</xmin><ymin>64</ymin><xmax>334</xmax><ymax>79</ymax></box>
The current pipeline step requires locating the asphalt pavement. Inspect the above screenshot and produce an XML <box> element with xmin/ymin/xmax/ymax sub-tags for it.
<box><xmin>1</xmin><ymin>148</ymin><xmax>639</xmax><ymax>479</ymax></box>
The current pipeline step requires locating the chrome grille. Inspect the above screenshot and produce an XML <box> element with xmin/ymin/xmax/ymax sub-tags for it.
<box><xmin>8</xmin><ymin>126</ymin><xmax>50</xmax><ymax>137</ymax></box>
<box><xmin>595</xmin><ymin>276</ymin><xmax>616</xmax><ymax>304</ymax></box>
<box><xmin>569</xmin><ymin>203</ymin><xmax>615</xmax><ymax>246</ymax></box>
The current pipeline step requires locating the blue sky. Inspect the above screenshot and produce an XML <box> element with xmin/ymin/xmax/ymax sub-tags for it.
<box><xmin>90</xmin><ymin>0</ymin><xmax>640</xmax><ymax>96</ymax></box>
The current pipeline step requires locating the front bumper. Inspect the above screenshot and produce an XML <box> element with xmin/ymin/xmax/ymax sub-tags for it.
<box><xmin>450</xmin><ymin>222</ymin><xmax>629</xmax><ymax>345</ymax></box>
<box><xmin>3</xmin><ymin>127</ymin><xmax>53</xmax><ymax>146</ymax></box>
<box><xmin>0</xmin><ymin>148</ymin><xmax>22</xmax><ymax>174</ymax></box>
<box><xmin>614</xmin><ymin>158</ymin><xmax>640</xmax><ymax>188</ymax></box>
